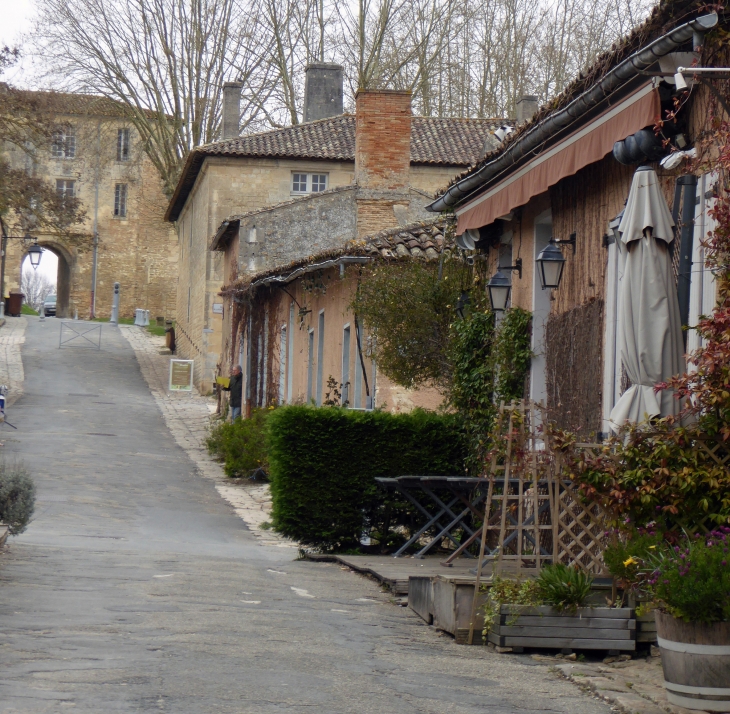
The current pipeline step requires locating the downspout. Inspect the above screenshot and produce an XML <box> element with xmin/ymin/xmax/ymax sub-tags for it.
<box><xmin>676</xmin><ymin>174</ymin><xmax>698</xmax><ymax>342</ymax></box>
<box><xmin>90</xmin><ymin>120</ymin><xmax>101</xmax><ymax>318</ymax></box>
<box><xmin>427</xmin><ymin>12</ymin><xmax>718</xmax><ymax>213</ymax></box>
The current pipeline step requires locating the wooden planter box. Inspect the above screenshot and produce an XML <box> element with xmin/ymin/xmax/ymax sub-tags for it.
<box><xmin>488</xmin><ymin>605</ymin><xmax>636</xmax><ymax>651</ymax></box>
<box><xmin>636</xmin><ymin>612</ymin><xmax>657</xmax><ymax>644</ymax></box>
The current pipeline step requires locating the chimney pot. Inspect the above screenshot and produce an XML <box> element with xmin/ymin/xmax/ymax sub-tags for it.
<box><xmin>222</xmin><ymin>82</ymin><xmax>243</xmax><ymax>140</ymax></box>
<box><xmin>515</xmin><ymin>95</ymin><xmax>539</xmax><ymax>124</ymax></box>
<box><xmin>303</xmin><ymin>64</ymin><xmax>344</xmax><ymax>123</ymax></box>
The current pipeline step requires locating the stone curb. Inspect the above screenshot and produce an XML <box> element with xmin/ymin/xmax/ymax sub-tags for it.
<box><xmin>552</xmin><ymin>662</ymin><xmax>709</xmax><ymax>714</ymax></box>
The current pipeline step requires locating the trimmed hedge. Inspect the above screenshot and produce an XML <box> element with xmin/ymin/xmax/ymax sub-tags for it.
<box><xmin>267</xmin><ymin>406</ymin><xmax>465</xmax><ymax>551</ymax></box>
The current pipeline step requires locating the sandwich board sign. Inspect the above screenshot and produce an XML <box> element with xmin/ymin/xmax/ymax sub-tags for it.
<box><xmin>169</xmin><ymin>359</ymin><xmax>194</xmax><ymax>391</ymax></box>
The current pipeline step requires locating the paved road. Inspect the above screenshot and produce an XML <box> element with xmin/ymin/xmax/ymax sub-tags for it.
<box><xmin>0</xmin><ymin>319</ymin><xmax>610</xmax><ymax>713</ymax></box>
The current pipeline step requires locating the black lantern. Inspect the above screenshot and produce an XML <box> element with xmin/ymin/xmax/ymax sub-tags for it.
<box><xmin>455</xmin><ymin>291</ymin><xmax>471</xmax><ymax>319</ymax></box>
<box><xmin>26</xmin><ymin>241</ymin><xmax>43</xmax><ymax>270</ymax></box>
<box><xmin>487</xmin><ymin>270</ymin><xmax>512</xmax><ymax>312</ymax></box>
<box><xmin>536</xmin><ymin>242</ymin><xmax>567</xmax><ymax>289</ymax></box>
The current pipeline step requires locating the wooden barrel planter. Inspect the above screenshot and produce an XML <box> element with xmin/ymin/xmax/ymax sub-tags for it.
<box><xmin>655</xmin><ymin>611</ymin><xmax>730</xmax><ymax>712</ymax></box>
<box><xmin>488</xmin><ymin>606</ymin><xmax>636</xmax><ymax>651</ymax></box>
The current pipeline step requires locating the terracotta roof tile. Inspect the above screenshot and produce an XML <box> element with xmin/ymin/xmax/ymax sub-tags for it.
<box><xmin>228</xmin><ymin>217</ymin><xmax>456</xmax><ymax>294</ymax></box>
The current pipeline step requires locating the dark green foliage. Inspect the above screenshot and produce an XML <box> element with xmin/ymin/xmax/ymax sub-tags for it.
<box><xmin>351</xmin><ymin>257</ymin><xmax>475</xmax><ymax>390</ymax></box>
<box><xmin>206</xmin><ymin>408</ymin><xmax>270</xmax><ymax>478</ymax></box>
<box><xmin>0</xmin><ymin>463</ymin><xmax>35</xmax><ymax>535</ymax></box>
<box><xmin>536</xmin><ymin>564</ymin><xmax>593</xmax><ymax>611</ymax></box>
<box><xmin>266</xmin><ymin>406</ymin><xmax>465</xmax><ymax>551</ymax></box>
<box><xmin>602</xmin><ymin>530</ymin><xmax>665</xmax><ymax>586</ymax></box>
<box><xmin>647</xmin><ymin>530</ymin><xmax>730</xmax><ymax>623</ymax></box>
<box><xmin>493</xmin><ymin>307</ymin><xmax>532</xmax><ymax>401</ymax></box>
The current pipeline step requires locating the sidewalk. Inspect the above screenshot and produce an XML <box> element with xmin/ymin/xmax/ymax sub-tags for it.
<box><xmin>0</xmin><ymin>316</ymin><xmax>26</xmax><ymax>406</ymax></box>
<box><xmin>120</xmin><ymin>325</ymin><xmax>295</xmax><ymax>550</ymax></box>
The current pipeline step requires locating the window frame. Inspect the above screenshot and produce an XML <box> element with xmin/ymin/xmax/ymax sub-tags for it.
<box><xmin>52</xmin><ymin>127</ymin><xmax>76</xmax><ymax>159</ymax></box>
<box><xmin>291</xmin><ymin>172</ymin><xmax>328</xmax><ymax>195</ymax></box>
<box><xmin>114</xmin><ymin>183</ymin><xmax>128</xmax><ymax>218</ymax></box>
<box><xmin>117</xmin><ymin>128</ymin><xmax>131</xmax><ymax>162</ymax></box>
<box><xmin>55</xmin><ymin>178</ymin><xmax>76</xmax><ymax>202</ymax></box>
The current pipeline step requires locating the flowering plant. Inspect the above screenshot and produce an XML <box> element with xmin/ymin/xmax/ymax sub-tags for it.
<box><xmin>646</xmin><ymin>529</ymin><xmax>730</xmax><ymax>623</ymax></box>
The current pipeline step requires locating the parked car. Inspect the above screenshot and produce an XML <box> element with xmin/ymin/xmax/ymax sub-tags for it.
<box><xmin>43</xmin><ymin>295</ymin><xmax>57</xmax><ymax>317</ymax></box>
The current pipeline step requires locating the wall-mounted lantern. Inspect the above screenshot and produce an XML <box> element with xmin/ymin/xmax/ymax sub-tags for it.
<box><xmin>27</xmin><ymin>240</ymin><xmax>43</xmax><ymax>270</ymax></box>
<box><xmin>487</xmin><ymin>258</ymin><xmax>522</xmax><ymax>312</ymax></box>
<box><xmin>535</xmin><ymin>233</ymin><xmax>575</xmax><ymax>290</ymax></box>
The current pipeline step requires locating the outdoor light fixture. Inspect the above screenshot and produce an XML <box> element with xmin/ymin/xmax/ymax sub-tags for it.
<box><xmin>487</xmin><ymin>258</ymin><xmax>522</xmax><ymax>312</ymax></box>
<box><xmin>674</xmin><ymin>71</ymin><xmax>689</xmax><ymax>90</ymax></box>
<box><xmin>536</xmin><ymin>242</ymin><xmax>567</xmax><ymax>290</ymax></box>
<box><xmin>455</xmin><ymin>291</ymin><xmax>471</xmax><ymax>319</ymax></box>
<box><xmin>26</xmin><ymin>241</ymin><xmax>43</xmax><ymax>270</ymax></box>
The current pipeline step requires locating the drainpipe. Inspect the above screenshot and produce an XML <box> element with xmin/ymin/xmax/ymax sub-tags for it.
<box><xmin>90</xmin><ymin>120</ymin><xmax>101</xmax><ymax>319</ymax></box>
<box><xmin>676</xmin><ymin>174</ymin><xmax>697</xmax><ymax>341</ymax></box>
<box><xmin>427</xmin><ymin>12</ymin><xmax>717</xmax><ymax>212</ymax></box>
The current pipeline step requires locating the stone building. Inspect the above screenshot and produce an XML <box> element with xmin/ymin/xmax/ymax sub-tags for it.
<box><xmin>165</xmin><ymin>65</ymin><xmax>504</xmax><ymax>392</ymax></box>
<box><xmin>2</xmin><ymin>92</ymin><xmax>177</xmax><ymax>319</ymax></box>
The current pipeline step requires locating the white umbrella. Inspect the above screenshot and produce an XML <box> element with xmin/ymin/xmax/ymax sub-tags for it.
<box><xmin>609</xmin><ymin>166</ymin><xmax>685</xmax><ymax>429</ymax></box>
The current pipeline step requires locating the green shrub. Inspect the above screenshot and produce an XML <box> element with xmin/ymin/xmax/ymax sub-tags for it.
<box><xmin>647</xmin><ymin>530</ymin><xmax>730</xmax><ymax>623</ymax></box>
<box><xmin>0</xmin><ymin>463</ymin><xmax>35</xmax><ymax>535</ymax></box>
<box><xmin>206</xmin><ymin>407</ymin><xmax>270</xmax><ymax>478</ymax></box>
<box><xmin>266</xmin><ymin>406</ymin><xmax>465</xmax><ymax>551</ymax></box>
<box><xmin>536</xmin><ymin>564</ymin><xmax>593</xmax><ymax>612</ymax></box>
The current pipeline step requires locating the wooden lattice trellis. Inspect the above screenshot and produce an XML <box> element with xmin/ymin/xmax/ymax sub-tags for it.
<box><xmin>466</xmin><ymin>400</ymin><xmax>609</xmax><ymax>643</ymax></box>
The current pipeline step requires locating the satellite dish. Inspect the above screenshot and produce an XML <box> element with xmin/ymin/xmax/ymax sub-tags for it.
<box><xmin>456</xmin><ymin>232</ymin><xmax>476</xmax><ymax>250</ymax></box>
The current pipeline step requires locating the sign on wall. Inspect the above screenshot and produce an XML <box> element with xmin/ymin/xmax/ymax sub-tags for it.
<box><xmin>212</xmin><ymin>303</ymin><xmax>223</xmax><ymax>315</ymax></box>
<box><xmin>169</xmin><ymin>359</ymin><xmax>194</xmax><ymax>391</ymax></box>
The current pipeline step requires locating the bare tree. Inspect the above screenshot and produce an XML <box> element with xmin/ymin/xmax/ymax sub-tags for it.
<box><xmin>29</xmin><ymin>0</ymin><xmax>655</xmax><ymax>195</ymax></box>
<box><xmin>21</xmin><ymin>268</ymin><xmax>55</xmax><ymax>311</ymax></box>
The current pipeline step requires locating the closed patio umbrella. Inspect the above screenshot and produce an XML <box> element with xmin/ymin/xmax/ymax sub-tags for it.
<box><xmin>609</xmin><ymin>166</ymin><xmax>685</xmax><ymax>429</ymax></box>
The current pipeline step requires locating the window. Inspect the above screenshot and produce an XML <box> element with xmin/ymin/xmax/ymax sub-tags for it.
<box><xmin>342</xmin><ymin>324</ymin><xmax>351</xmax><ymax>406</ymax></box>
<box><xmin>279</xmin><ymin>325</ymin><xmax>287</xmax><ymax>405</ymax></box>
<box><xmin>56</xmin><ymin>179</ymin><xmax>75</xmax><ymax>203</ymax></box>
<box><xmin>307</xmin><ymin>329</ymin><xmax>315</xmax><ymax>403</ymax></box>
<box><xmin>291</xmin><ymin>172</ymin><xmax>328</xmax><ymax>194</ymax></box>
<box><xmin>114</xmin><ymin>184</ymin><xmax>128</xmax><ymax>218</ymax></box>
<box><xmin>52</xmin><ymin>127</ymin><xmax>76</xmax><ymax>159</ymax></box>
<box><xmin>316</xmin><ymin>310</ymin><xmax>325</xmax><ymax>406</ymax></box>
<box><xmin>287</xmin><ymin>304</ymin><xmax>295</xmax><ymax>403</ymax></box>
<box><xmin>117</xmin><ymin>128</ymin><xmax>131</xmax><ymax>161</ymax></box>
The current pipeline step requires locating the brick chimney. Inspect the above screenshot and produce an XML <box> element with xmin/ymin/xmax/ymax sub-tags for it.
<box><xmin>303</xmin><ymin>64</ymin><xmax>344</xmax><ymax>122</ymax></box>
<box><xmin>355</xmin><ymin>90</ymin><xmax>412</xmax><ymax>237</ymax></box>
<box><xmin>221</xmin><ymin>82</ymin><xmax>243</xmax><ymax>140</ymax></box>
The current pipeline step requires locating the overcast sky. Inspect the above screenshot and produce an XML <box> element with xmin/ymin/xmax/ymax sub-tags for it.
<box><xmin>1</xmin><ymin>0</ymin><xmax>35</xmax><ymax>86</ymax></box>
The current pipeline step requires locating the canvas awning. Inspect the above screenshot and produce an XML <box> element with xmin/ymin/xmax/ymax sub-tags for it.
<box><xmin>609</xmin><ymin>166</ymin><xmax>685</xmax><ymax>429</ymax></box>
<box><xmin>455</xmin><ymin>84</ymin><xmax>661</xmax><ymax>233</ymax></box>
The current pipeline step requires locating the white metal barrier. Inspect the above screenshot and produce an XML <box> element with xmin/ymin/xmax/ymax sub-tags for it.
<box><xmin>134</xmin><ymin>309</ymin><xmax>150</xmax><ymax>326</ymax></box>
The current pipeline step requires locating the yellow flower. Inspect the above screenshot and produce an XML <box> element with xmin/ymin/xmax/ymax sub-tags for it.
<box><xmin>623</xmin><ymin>557</ymin><xmax>637</xmax><ymax>567</ymax></box>
<box><xmin>649</xmin><ymin>545</ymin><xmax>656</xmax><ymax>549</ymax></box>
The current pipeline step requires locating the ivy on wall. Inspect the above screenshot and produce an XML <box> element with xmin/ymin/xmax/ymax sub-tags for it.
<box><xmin>352</xmin><ymin>256</ymin><xmax>532</xmax><ymax>473</ymax></box>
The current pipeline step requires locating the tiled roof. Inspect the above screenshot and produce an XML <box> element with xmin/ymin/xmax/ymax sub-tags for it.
<box><xmin>15</xmin><ymin>90</ymin><xmax>161</xmax><ymax>119</ymax></box>
<box><xmin>228</xmin><ymin>217</ymin><xmax>455</xmax><ymax>294</ymax></box>
<box><xmin>198</xmin><ymin>115</ymin><xmax>502</xmax><ymax>165</ymax></box>
<box><xmin>166</xmin><ymin>115</ymin><xmax>506</xmax><ymax>221</ymax></box>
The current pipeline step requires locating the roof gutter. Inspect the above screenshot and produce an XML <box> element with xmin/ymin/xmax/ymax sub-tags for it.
<box><xmin>247</xmin><ymin>256</ymin><xmax>372</xmax><ymax>291</ymax></box>
<box><xmin>427</xmin><ymin>12</ymin><xmax>718</xmax><ymax>214</ymax></box>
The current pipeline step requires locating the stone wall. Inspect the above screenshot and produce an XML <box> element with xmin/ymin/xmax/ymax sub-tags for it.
<box><xmin>2</xmin><ymin>108</ymin><xmax>177</xmax><ymax>320</ymax></box>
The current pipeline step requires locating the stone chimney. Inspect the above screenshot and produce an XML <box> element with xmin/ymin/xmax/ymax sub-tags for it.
<box><xmin>303</xmin><ymin>64</ymin><xmax>344</xmax><ymax>122</ymax></box>
<box><xmin>515</xmin><ymin>95</ymin><xmax>539</xmax><ymax>124</ymax></box>
<box><xmin>221</xmin><ymin>82</ymin><xmax>243</xmax><ymax>140</ymax></box>
<box><xmin>354</xmin><ymin>90</ymin><xmax>413</xmax><ymax>237</ymax></box>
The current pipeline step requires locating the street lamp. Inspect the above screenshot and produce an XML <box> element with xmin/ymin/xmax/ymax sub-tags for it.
<box><xmin>26</xmin><ymin>241</ymin><xmax>43</xmax><ymax>270</ymax></box>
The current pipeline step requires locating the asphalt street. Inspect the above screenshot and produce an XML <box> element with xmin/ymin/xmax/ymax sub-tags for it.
<box><xmin>0</xmin><ymin>318</ymin><xmax>611</xmax><ymax>713</ymax></box>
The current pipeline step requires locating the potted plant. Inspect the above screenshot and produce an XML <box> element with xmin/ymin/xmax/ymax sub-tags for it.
<box><xmin>643</xmin><ymin>530</ymin><xmax>730</xmax><ymax>712</ymax></box>
<box><xmin>484</xmin><ymin>564</ymin><xmax>636</xmax><ymax>652</ymax></box>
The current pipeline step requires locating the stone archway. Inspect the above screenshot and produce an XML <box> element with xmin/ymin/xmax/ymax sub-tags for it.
<box><xmin>19</xmin><ymin>242</ymin><xmax>74</xmax><ymax>319</ymax></box>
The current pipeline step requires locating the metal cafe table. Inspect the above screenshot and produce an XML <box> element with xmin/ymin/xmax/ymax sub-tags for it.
<box><xmin>374</xmin><ymin>476</ymin><xmax>489</xmax><ymax>558</ymax></box>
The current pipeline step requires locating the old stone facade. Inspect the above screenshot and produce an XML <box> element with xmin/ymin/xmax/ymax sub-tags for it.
<box><xmin>167</xmin><ymin>78</ymin><xmax>503</xmax><ymax>392</ymax></box>
<box><xmin>2</xmin><ymin>93</ymin><xmax>176</xmax><ymax>319</ymax></box>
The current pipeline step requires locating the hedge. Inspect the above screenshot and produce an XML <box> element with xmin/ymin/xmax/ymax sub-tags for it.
<box><xmin>267</xmin><ymin>406</ymin><xmax>465</xmax><ymax>551</ymax></box>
